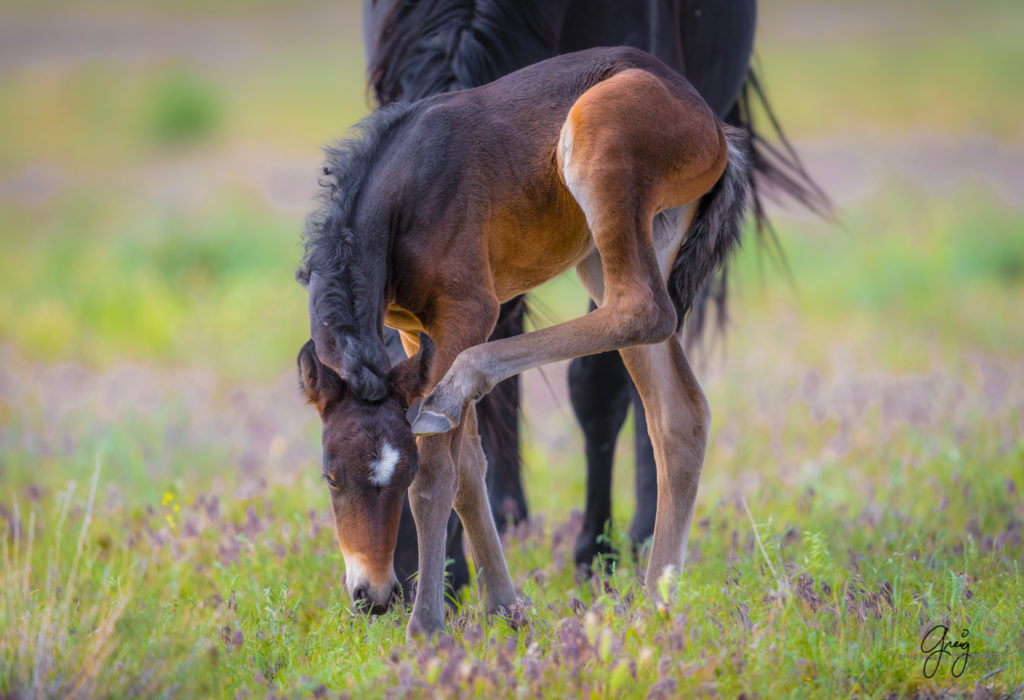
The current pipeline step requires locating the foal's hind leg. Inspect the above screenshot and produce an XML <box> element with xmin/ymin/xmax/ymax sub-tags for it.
<box><xmin>412</xmin><ymin>69</ymin><xmax>725</xmax><ymax>592</ymax></box>
<box><xmin>411</xmin><ymin>68</ymin><xmax>725</xmax><ymax>438</ymax></box>
<box><xmin>618</xmin><ymin>338</ymin><xmax>709</xmax><ymax>589</ymax></box>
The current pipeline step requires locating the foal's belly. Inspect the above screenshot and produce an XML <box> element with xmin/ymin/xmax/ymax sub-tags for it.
<box><xmin>487</xmin><ymin>197</ymin><xmax>592</xmax><ymax>302</ymax></box>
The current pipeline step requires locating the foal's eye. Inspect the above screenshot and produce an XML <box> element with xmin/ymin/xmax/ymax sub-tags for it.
<box><xmin>323</xmin><ymin>473</ymin><xmax>341</xmax><ymax>491</ymax></box>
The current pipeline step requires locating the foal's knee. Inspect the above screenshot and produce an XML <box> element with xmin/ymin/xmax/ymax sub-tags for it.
<box><xmin>409</xmin><ymin>439</ymin><xmax>458</xmax><ymax>513</ymax></box>
<box><xmin>687</xmin><ymin>387</ymin><xmax>711</xmax><ymax>440</ymax></box>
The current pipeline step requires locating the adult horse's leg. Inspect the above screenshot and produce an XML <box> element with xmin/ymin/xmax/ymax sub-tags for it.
<box><xmin>568</xmin><ymin>318</ymin><xmax>659</xmax><ymax>575</ymax></box>
<box><xmin>568</xmin><ymin>340</ymin><xmax>631</xmax><ymax>575</ymax></box>
<box><xmin>479</xmin><ymin>297</ymin><xmax>529</xmax><ymax>530</ymax></box>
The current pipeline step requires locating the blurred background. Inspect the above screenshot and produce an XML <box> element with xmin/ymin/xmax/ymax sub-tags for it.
<box><xmin>2</xmin><ymin>1</ymin><xmax>1023</xmax><ymax>695</ymax></box>
<box><xmin>1</xmin><ymin>0</ymin><xmax>1022</xmax><ymax>527</ymax></box>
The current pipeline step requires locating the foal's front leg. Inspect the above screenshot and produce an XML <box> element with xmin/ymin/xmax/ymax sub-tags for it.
<box><xmin>407</xmin><ymin>429</ymin><xmax>461</xmax><ymax>637</ymax></box>
<box><xmin>410</xmin><ymin>403</ymin><xmax>517</xmax><ymax>637</ymax></box>
<box><xmin>453</xmin><ymin>405</ymin><xmax>517</xmax><ymax>615</ymax></box>
<box><xmin>406</xmin><ymin>297</ymin><xmax>516</xmax><ymax>637</ymax></box>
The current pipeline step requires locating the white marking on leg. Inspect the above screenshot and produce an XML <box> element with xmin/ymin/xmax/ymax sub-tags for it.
<box><xmin>369</xmin><ymin>441</ymin><xmax>400</xmax><ymax>486</ymax></box>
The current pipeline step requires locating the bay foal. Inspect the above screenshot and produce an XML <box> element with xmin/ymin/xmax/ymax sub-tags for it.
<box><xmin>297</xmin><ymin>47</ymin><xmax>748</xmax><ymax>637</ymax></box>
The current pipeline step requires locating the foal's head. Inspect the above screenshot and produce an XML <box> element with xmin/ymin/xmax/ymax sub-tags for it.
<box><xmin>297</xmin><ymin>336</ymin><xmax>433</xmax><ymax>614</ymax></box>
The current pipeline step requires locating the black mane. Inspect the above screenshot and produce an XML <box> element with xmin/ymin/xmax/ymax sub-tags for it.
<box><xmin>369</xmin><ymin>0</ymin><xmax>557</xmax><ymax>105</ymax></box>
<box><xmin>297</xmin><ymin>101</ymin><xmax>410</xmax><ymax>285</ymax></box>
<box><xmin>298</xmin><ymin>102</ymin><xmax>414</xmax><ymax>401</ymax></box>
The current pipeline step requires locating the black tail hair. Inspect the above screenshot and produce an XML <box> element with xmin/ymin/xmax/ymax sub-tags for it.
<box><xmin>734</xmin><ymin>66</ymin><xmax>832</xmax><ymax>247</ymax></box>
<box><xmin>681</xmin><ymin>67</ymin><xmax>833</xmax><ymax>346</ymax></box>
<box><xmin>668</xmin><ymin>125</ymin><xmax>749</xmax><ymax>339</ymax></box>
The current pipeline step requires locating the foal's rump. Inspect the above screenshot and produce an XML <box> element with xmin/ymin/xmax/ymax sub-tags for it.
<box><xmin>409</xmin><ymin>46</ymin><xmax>733</xmax><ymax>306</ymax></box>
<box><xmin>551</xmin><ymin>59</ymin><xmax>748</xmax><ymax>332</ymax></box>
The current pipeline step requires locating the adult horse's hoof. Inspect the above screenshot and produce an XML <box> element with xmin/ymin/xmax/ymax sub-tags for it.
<box><xmin>410</xmin><ymin>409</ymin><xmax>456</xmax><ymax>436</ymax></box>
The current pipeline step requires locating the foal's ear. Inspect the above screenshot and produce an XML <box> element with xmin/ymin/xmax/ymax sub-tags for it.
<box><xmin>388</xmin><ymin>333</ymin><xmax>436</xmax><ymax>409</ymax></box>
<box><xmin>298</xmin><ymin>339</ymin><xmax>347</xmax><ymax>409</ymax></box>
<box><xmin>307</xmin><ymin>272</ymin><xmax>345</xmax><ymax>377</ymax></box>
<box><xmin>297</xmin><ymin>340</ymin><xmax>321</xmax><ymax>405</ymax></box>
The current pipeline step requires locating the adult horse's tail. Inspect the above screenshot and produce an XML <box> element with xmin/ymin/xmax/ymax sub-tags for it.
<box><xmin>669</xmin><ymin>125</ymin><xmax>750</xmax><ymax>330</ymax></box>
<box><xmin>682</xmin><ymin>67</ymin><xmax>832</xmax><ymax>345</ymax></box>
<box><xmin>735</xmin><ymin>67</ymin><xmax>831</xmax><ymax>239</ymax></box>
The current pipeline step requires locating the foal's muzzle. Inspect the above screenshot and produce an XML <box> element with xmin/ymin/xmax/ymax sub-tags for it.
<box><xmin>351</xmin><ymin>581</ymin><xmax>403</xmax><ymax>615</ymax></box>
<box><xmin>344</xmin><ymin>558</ymin><xmax>402</xmax><ymax>615</ymax></box>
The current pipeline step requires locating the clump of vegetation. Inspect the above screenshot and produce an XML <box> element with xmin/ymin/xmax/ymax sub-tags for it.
<box><xmin>1</xmin><ymin>328</ymin><xmax>1022</xmax><ymax>697</ymax></box>
<box><xmin>148</xmin><ymin>69</ymin><xmax>222</xmax><ymax>145</ymax></box>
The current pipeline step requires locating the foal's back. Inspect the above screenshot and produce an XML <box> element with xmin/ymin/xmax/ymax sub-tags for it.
<box><xmin>389</xmin><ymin>46</ymin><xmax>721</xmax><ymax>304</ymax></box>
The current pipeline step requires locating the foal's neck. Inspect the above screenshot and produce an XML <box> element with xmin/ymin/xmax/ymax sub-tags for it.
<box><xmin>305</xmin><ymin>199</ymin><xmax>396</xmax><ymax>403</ymax></box>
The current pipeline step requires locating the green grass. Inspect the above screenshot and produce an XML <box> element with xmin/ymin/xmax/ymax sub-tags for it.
<box><xmin>1</xmin><ymin>0</ymin><xmax>1023</xmax><ymax>696</ymax></box>
<box><xmin>2</xmin><ymin>362</ymin><xmax>1022</xmax><ymax>697</ymax></box>
<box><xmin>757</xmin><ymin>4</ymin><xmax>1024</xmax><ymax>139</ymax></box>
<box><xmin>0</xmin><ymin>193</ymin><xmax>307</xmax><ymax>380</ymax></box>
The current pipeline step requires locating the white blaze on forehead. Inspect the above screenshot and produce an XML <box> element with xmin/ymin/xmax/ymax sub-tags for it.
<box><xmin>368</xmin><ymin>441</ymin><xmax>400</xmax><ymax>487</ymax></box>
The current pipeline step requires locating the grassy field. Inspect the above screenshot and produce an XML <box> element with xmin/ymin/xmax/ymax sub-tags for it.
<box><xmin>1</xmin><ymin>1</ymin><xmax>1023</xmax><ymax>697</ymax></box>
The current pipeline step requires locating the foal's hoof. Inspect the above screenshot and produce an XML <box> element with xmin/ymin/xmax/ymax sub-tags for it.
<box><xmin>405</xmin><ymin>614</ymin><xmax>446</xmax><ymax>641</ymax></box>
<box><xmin>493</xmin><ymin>598</ymin><xmax>530</xmax><ymax>631</ymax></box>
<box><xmin>410</xmin><ymin>409</ymin><xmax>456</xmax><ymax>436</ymax></box>
<box><xmin>410</xmin><ymin>386</ymin><xmax>464</xmax><ymax>435</ymax></box>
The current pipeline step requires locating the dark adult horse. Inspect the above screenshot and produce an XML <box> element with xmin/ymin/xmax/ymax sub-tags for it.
<box><xmin>358</xmin><ymin>0</ymin><xmax>827</xmax><ymax>595</ymax></box>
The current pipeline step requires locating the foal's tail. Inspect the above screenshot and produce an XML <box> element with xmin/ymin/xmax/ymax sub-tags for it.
<box><xmin>668</xmin><ymin>124</ymin><xmax>750</xmax><ymax>336</ymax></box>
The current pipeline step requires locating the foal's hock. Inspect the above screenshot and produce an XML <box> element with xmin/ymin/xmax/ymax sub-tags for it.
<box><xmin>299</xmin><ymin>46</ymin><xmax>748</xmax><ymax>637</ymax></box>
